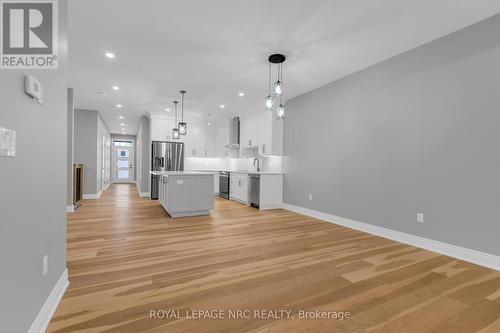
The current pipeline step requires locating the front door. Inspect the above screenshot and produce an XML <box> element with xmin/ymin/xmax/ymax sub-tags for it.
<box><xmin>112</xmin><ymin>140</ymin><xmax>134</xmax><ymax>183</ymax></box>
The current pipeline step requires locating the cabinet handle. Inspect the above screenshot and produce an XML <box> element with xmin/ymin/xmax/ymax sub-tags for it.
<box><xmin>205</xmin><ymin>149</ymin><xmax>207</xmax><ymax>157</ymax></box>
<box><xmin>192</xmin><ymin>149</ymin><xmax>196</xmax><ymax>156</ymax></box>
<box><xmin>262</xmin><ymin>144</ymin><xmax>266</xmax><ymax>153</ymax></box>
<box><xmin>249</xmin><ymin>139</ymin><xmax>252</xmax><ymax>146</ymax></box>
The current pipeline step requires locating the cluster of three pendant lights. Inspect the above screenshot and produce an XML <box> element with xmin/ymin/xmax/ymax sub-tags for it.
<box><xmin>172</xmin><ymin>90</ymin><xmax>187</xmax><ymax>140</ymax></box>
<box><xmin>264</xmin><ymin>53</ymin><xmax>286</xmax><ymax>119</ymax></box>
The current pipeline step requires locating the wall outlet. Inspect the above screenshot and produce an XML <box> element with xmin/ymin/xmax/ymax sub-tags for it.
<box><xmin>42</xmin><ymin>255</ymin><xmax>48</xmax><ymax>276</ymax></box>
<box><xmin>417</xmin><ymin>213</ymin><xmax>424</xmax><ymax>223</ymax></box>
<box><xmin>308</xmin><ymin>194</ymin><xmax>313</xmax><ymax>201</ymax></box>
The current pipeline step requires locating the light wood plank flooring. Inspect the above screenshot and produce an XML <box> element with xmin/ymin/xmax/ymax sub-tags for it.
<box><xmin>47</xmin><ymin>184</ymin><xmax>500</xmax><ymax>333</ymax></box>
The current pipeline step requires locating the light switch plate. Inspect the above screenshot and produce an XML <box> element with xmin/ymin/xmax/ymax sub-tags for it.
<box><xmin>0</xmin><ymin>127</ymin><xmax>16</xmax><ymax>157</ymax></box>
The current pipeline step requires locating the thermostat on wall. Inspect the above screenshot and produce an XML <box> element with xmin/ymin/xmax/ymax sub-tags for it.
<box><xmin>25</xmin><ymin>75</ymin><xmax>43</xmax><ymax>104</ymax></box>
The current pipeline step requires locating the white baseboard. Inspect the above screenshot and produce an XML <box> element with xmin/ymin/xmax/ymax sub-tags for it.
<box><xmin>134</xmin><ymin>181</ymin><xmax>150</xmax><ymax>198</ymax></box>
<box><xmin>28</xmin><ymin>268</ymin><xmax>69</xmax><ymax>333</ymax></box>
<box><xmin>104</xmin><ymin>182</ymin><xmax>111</xmax><ymax>191</ymax></box>
<box><xmin>230</xmin><ymin>198</ymin><xmax>249</xmax><ymax>205</ymax></box>
<box><xmin>282</xmin><ymin>203</ymin><xmax>500</xmax><ymax>271</ymax></box>
<box><xmin>82</xmin><ymin>189</ymin><xmax>102</xmax><ymax>200</ymax></box>
<box><xmin>260</xmin><ymin>203</ymin><xmax>283</xmax><ymax>210</ymax></box>
<box><xmin>66</xmin><ymin>205</ymin><xmax>74</xmax><ymax>213</ymax></box>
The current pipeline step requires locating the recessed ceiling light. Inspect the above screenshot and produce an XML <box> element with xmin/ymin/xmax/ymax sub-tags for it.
<box><xmin>105</xmin><ymin>52</ymin><xmax>115</xmax><ymax>59</ymax></box>
<box><xmin>112</xmin><ymin>85</ymin><xmax>119</xmax><ymax>91</ymax></box>
<box><xmin>165</xmin><ymin>108</ymin><xmax>170</xmax><ymax>112</ymax></box>
<box><xmin>120</xmin><ymin>123</ymin><xmax>125</xmax><ymax>126</ymax></box>
<box><xmin>119</xmin><ymin>116</ymin><xmax>124</xmax><ymax>119</ymax></box>
<box><xmin>238</xmin><ymin>92</ymin><xmax>245</xmax><ymax>97</ymax></box>
<box><xmin>207</xmin><ymin>122</ymin><xmax>211</xmax><ymax>126</ymax></box>
<box><xmin>116</xmin><ymin>104</ymin><xmax>122</xmax><ymax>108</ymax></box>
<box><xmin>121</xmin><ymin>128</ymin><xmax>125</xmax><ymax>131</ymax></box>
<box><xmin>219</xmin><ymin>104</ymin><xmax>225</xmax><ymax>108</ymax></box>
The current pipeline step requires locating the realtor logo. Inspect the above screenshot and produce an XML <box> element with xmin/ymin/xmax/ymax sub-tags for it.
<box><xmin>1</xmin><ymin>0</ymin><xmax>58</xmax><ymax>69</ymax></box>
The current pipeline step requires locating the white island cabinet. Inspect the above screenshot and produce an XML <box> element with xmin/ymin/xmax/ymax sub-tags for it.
<box><xmin>151</xmin><ymin>171</ymin><xmax>215</xmax><ymax>217</ymax></box>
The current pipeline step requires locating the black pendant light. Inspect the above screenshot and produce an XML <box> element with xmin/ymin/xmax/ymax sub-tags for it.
<box><xmin>172</xmin><ymin>100</ymin><xmax>180</xmax><ymax>140</ymax></box>
<box><xmin>178</xmin><ymin>90</ymin><xmax>187</xmax><ymax>135</ymax></box>
<box><xmin>264</xmin><ymin>53</ymin><xmax>286</xmax><ymax>119</ymax></box>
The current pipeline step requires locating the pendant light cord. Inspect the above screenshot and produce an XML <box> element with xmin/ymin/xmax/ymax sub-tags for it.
<box><xmin>181</xmin><ymin>91</ymin><xmax>184</xmax><ymax>122</ymax></box>
<box><xmin>268</xmin><ymin>62</ymin><xmax>271</xmax><ymax>95</ymax></box>
<box><xmin>280</xmin><ymin>63</ymin><xmax>283</xmax><ymax>104</ymax></box>
<box><xmin>173</xmin><ymin>101</ymin><xmax>178</xmax><ymax>124</ymax></box>
<box><xmin>277</xmin><ymin>62</ymin><xmax>280</xmax><ymax>83</ymax></box>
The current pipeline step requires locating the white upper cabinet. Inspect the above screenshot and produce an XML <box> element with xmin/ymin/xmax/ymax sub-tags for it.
<box><xmin>183</xmin><ymin>123</ymin><xmax>216</xmax><ymax>158</ymax></box>
<box><xmin>240</xmin><ymin>111</ymin><xmax>283</xmax><ymax>156</ymax></box>
<box><xmin>240</xmin><ymin>115</ymin><xmax>259</xmax><ymax>148</ymax></box>
<box><xmin>239</xmin><ymin>117</ymin><xmax>250</xmax><ymax>150</ymax></box>
<box><xmin>215</xmin><ymin>121</ymin><xmax>230</xmax><ymax>157</ymax></box>
<box><xmin>259</xmin><ymin>111</ymin><xmax>283</xmax><ymax>155</ymax></box>
<box><xmin>205</xmin><ymin>125</ymin><xmax>216</xmax><ymax>157</ymax></box>
<box><xmin>150</xmin><ymin>116</ymin><xmax>176</xmax><ymax>141</ymax></box>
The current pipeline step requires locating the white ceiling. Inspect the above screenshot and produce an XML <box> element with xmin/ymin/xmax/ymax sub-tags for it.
<box><xmin>68</xmin><ymin>0</ymin><xmax>500</xmax><ymax>135</ymax></box>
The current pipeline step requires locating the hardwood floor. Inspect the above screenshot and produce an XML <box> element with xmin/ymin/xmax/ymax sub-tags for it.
<box><xmin>47</xmin><ymin>184</ymin><xmax>500</xmax><ymax>333</ymax></box>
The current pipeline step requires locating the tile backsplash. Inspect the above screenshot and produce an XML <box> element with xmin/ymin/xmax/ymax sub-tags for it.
<box><xmin>185</xmin><ymin>156</ymin><xmax>283</xmax><ymax>173</ymax></box>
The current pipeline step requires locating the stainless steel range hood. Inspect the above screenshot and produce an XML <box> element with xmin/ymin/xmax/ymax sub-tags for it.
<box><xmin>225</xmin><ymin>116</ymin><xmax>240</xmax><ymax>148</ymax></box>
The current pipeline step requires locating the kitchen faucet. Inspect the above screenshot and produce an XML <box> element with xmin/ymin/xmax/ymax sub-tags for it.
<box><xmin>253</xmin><ymin>158</ymin><xmax>260</xmax><ymax>172</ymax></box>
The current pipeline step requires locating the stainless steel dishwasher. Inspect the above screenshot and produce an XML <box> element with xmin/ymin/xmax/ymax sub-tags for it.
<box><xmin>249</xmin><ymin>174</ymin><xmax>260</xmax><ymax>208</ymax></box>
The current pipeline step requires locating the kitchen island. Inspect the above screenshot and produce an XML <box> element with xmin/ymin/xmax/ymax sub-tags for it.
<box><xmin>150</xmin><ymin>171</ymin><xmax>215</xmax><ymax>217</ymax></box>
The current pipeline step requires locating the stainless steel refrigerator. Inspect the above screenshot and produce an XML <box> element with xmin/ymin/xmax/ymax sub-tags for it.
<box><xmin>151</xmin><ymin>141</ymin><xmax>184</xmax><ymax>199</ymax></box>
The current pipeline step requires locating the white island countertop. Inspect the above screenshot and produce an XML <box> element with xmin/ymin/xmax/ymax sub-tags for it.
<box><xmin>150</xmin><ymin>171</ymin><xmax>216</xmax><ymax>177</ymax></box>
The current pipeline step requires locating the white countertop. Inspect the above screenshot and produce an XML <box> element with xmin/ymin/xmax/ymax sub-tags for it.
<box><xmin>150</xmin><ymin>171</ymin><xmax>216</xmax><ymax>177</ymax></box>
<box><xmin>229</xmin><ymin>171</ymin><xmax>284</xmax><ymax>175</ymax></box>
<box><xmin>190</xmin><ymin>169</ymin><xmax>284</xmax><ymax>175</ymax></box>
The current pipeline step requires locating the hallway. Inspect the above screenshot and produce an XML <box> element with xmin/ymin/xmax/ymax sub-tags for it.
<box><xmin>47</xmin><ymin>184</ymin><xmax>500</xmax><ymax>333</ymax></box>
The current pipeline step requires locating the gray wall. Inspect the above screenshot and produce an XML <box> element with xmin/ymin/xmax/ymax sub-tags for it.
<box><xmin>284</xmin><ymin>14</ymin><xmax>500</xmax><ymax>256</ymax></box>
<box><xmin>96</xmin><ymin>113</ymin><xmax>111</xmax><ymax>193</ymax></box>
<box><xmin>0</xmin><ymin>1</ymin><xmax>68</xmax><ymax>332</ymax></box>
<box><xmin>137</xmin><ymin>116</ymin><xmax>150</xmax><ymax>193</ymax></box>
<box><xmin>67</xmin><ymin>88</ymin><xmax>74</xmax><ymax>207</ymax></box>
<box><xmin>74</xmin><ymin>109</ymin><xmax>98</xmax><ymax>195</ymax></box>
